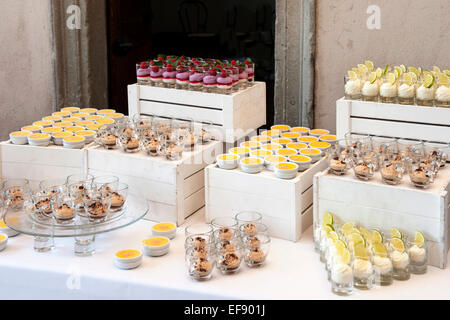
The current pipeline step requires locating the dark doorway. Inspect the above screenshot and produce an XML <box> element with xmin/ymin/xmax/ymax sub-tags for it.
<box><xmin>107</xmin><ymin>0</ymin><xmax>275</xmax><ymax>127</ymax></box>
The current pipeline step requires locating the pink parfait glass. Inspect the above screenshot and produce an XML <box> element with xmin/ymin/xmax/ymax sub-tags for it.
<box><xmin>176</xmin><ymin>65</ymin><xmax>190</xmax><ymax>90</ymax></box>
<box><xmin>238</xmin><ymin>64</ymin><xmax>249</xmax><ymax>89</ymax></box>
<box><xmin>227</xmin><ymin>66</ymin><xmax>240</xmax><ymax>93</ymax></box>
<box><xmin>189</xmin><ymin>67</ymin><xmax>205</xmax><ymax>91</ymax></box>
<box><xmin>245</xmin><ymin>59</ymin><xmax>255</xmax><ymax>86</ymax></box>
<box><xmin>217</xmin><ymin>69</ymin><xmax>232</xmax><ymax>95</ymax></box>
<box><xmin>136</xmin><ymin>62</ymin><xmax>150</xmax><ymax>85</ymax></box>
<box><xmin>162</xmin><ymin>64</ymin><xmax>177</xmax><ymax>89</ymax></box>
<box><xmin>203</xmin><ymin>67</ymin><xmax>218</xmax><ymax>93</ymax></box>
<box><xmin>150</xmin><ymin>62</ymin><xmax>163</xmax><ymax>87</ymax></box>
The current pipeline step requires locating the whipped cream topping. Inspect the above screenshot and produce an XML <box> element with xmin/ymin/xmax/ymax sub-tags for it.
<box><xmin>398</xmin><ymin>84</ymin><xmax>415</xmax><ymax>98</ymax></box>
<box><xmin>345</xmin><ymin>79</ymin><xmax>361</xmax><ymax>95</ymax></box>
<box><xmin>409</xmin><ymin>245</ymin><xmax>426</xmax><ymax>263</ymax></box>
<box><xmin>362</xmin><ymin>81</ymin><xmax>379</xmax><ymax>97</ymax></box>
<box><xmin>435</xmin><ymin>85</ymin><xmax>450</xmax><ymax>102</ymax></box>
<box><xmin>353</xmin><ymin>258</ymin><xmax>373</xmax><ymax>279</ymax></box>
<box><xmin>373</xmin><ymin>255</ymin><xmax>393</xmax><ymax>275</ymax></box>
<box><xmin>416</xmin><ymin>85</ymin><xmax>435</xmax><ymax>100</ymax></box>
<box><xmin>391</xmin><ymin>251</ymin><xmax>409</xmax><ymax>269</ymax></box>
<box><xmin>380</xmin><ymin>82</ymin><xmax>397</xmax><ymax>97</ymax></box>
<box><xmin>331</xmin><ymin>263</ymin><xmax>353</xmax><ymax>284</ymax></box>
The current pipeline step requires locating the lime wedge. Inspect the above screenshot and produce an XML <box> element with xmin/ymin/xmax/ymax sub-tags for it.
<box><xmin>388</xmin><ymin>72</ymin><xmax>397</xmax><ymax>85</ymax></box>
<box><xmin>322</xmin><ymin>212</ymin><xmax>334</xmax><ymax>227</ymax></box>
<box><xmin>415</xmin><ymin>231</ymin><xmax>425</xmax><ymax>248</ymax></box>
<box><xmin>369</xmin><ymin>72</ymin><xmax>377</xmax><ymax>84</ymax></box>
<box><xmin>348</xmin><ymin>70</ymin><xmax>358</xmax><ymax>81</ymax></box>
<box><xmin>391</xmin><ymin>227</ymin><xmax>402</xmax><ymax>239</ymax></box>
<box><xmin>372</xmin><ymin>229</ymin><xmax>383</xmax><ymax>243</ymax></box>
<box><xmin>394</xmin><ymin>66</ymin><xmax>403</xmax><ymax>78</ymax></box>
<box><xmin>352</xmin><ymin>67</ymin><xmax>361</xmax><ymax>76</ymax></box>
<box><xmin>424</xmin><ymin>73</ymin><xmax>435</xmax><ymax>88</ymax></box>
<box><xmin>358</xmin><ymin>64</ymin><xmax>369</xmax><ymax>74</ymax></box>
<box><xmin>339</xmin><ymin>248</ymin><xmax>351</xmax><ymax>264</ymax></box>
<box><xmin>437</xmin><ymin>73</ymin><xmax>449</xmax><ymax>86</ymax></box>
<box><xmin>341</xmin><ymin>221</ymin><xmax>356</xmax><ymax>235</ymax></box>
<box><xmin>408</xmin><ymin>66</ymin><xmax>420</xmax><ymax>77</ymax></box>
<box><xmin>354</xmin><ymin>242</ymin><xmax>369</xmax><ymax>259</ymax></box>
<box><xmin>444</xmin><ymin>69</ymin><xmax>450</xmax><ymax>77</ymax></box>
<box><xmin>323</xmin><ymin>224</ymin><xmax>334</xmax><ymax>235</ymax></box>
<box><xmin>365</xmin><ymin>60</ymin><xmax>375</xmax><ymax>71</ymax></box>
<box><xmin>350</xmin><ymin>232</ymin><xmax>366</xmax><ymax>247</ymax></box>
<box><xmin>383</xmin><ymin>64</ymin><xmax>390</xmax><ymax>75</ymax></box>
<box><xmin>403</xmin><ymin>73</ymin><xmax>413</xmax><ymax>86</ymax></box>
<box><xmin>408</xmin><ymin>71</ymin><xmax>417</xmax><ymax>83</ymax></box>
<box><xmin>400</xmin><ymin>64</ymin><xmax>407</xmax><ymax>73</ymax></box>
<box><xmin>372</xmin><ymin>242</ymin><xmax>388</xmax><ymax>257</ymax></box>
<box><xmin>328</xmin><ymin>231</ymin><xmax>339</xmax><ymax>241</ymax></box>
<box><xmin>359</xmin><ymin>227</ymin><xmax>373</xmax><ymax>243</ymax></box>
<box><xmin>390</xmin><ymin>238</ymin><xmax>405</xmax><ymax>253</ymax></box>
<box><xmin>418</xmin><ymin>67</ymin><xmax>423</xmax><ymax>75</ymax></box>
<box><xmin>334</xmin><ymin>239</ymin><xmax>347</xmax><ymax>256</ymax></box>
<box><xmin>433</xmin><ymin>66</ymin><xmax>441</xmax><ymax>74</ymax></box>
<box><xmin>376</xmin><ymin>67</ymin><xmax>383</xmax><ymax>78</ymax></box>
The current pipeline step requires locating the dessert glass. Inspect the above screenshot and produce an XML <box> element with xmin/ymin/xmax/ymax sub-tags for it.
<box><xmin>142</xmin><ymin>138</ymin><xmax>162</xmax><ymax>157</ymax></box>
<box><xmin>397</xmin><ymin>78</ymin><xmax>415</xmax><ymax>105</ymax></box>
<box><xmin>215</xmin><ymin>238</ymin><xmax>243</xmax><ymax>274</ymax></box>
<box><xmin>380</xmin><ymin>153</ymin><xmax>405</xmax><ymax>185</ymax></box>
<box><xmin>408</xmin><ymin>239</ymin><xmax>428</xmax><ymax>275</ymax></box>
<box><xmin>239</xmin><ymin>222</ymin><xmax>268</xmax><ymax>238</ymax></box>
<box><xmin>344</xmin><ymin>75</ymin><xmax>362</xmax><ymax>100</ymax></box>
<box><xmin>118</xmin><ymin>124</ymin><xmax>141</xmax><ymax>153</ymax></box>
<box><xmin>379</xmin><ymin>75</ymin><xmax>398</xmax><ymax>103</ymax></box>
<box><xmin>228</xmin><ymin>66</ymin><xmax>240</xmax><ymax>92</ymax></box>
<box><xmin>397</xmin><ymin>139</ymin><xmax>424</xmax><ymax>173</ymax></box>
<box><xmin>83</xmin><ymin>188</ymin><xmax>112</xmax><ymax>223</ymax></box>
<box><xmin>68</xmin><ymin>182</ymin><xmax>90</xmax><ymax>216</ymax></box>
<box><xmin>188</xmin><ymin>250</ymin><xmax>215</xmax><ymax>281</ymax></box>
<box><xmin>409</xmin><ymin>155</ymin><xmax>436</xmax><ymax>188</ymax></box>
<box><xmin>136</xmin><ymin>62</ymin><xmax>150</xmax><ymax>85</ymax></box>
<box><xmin>388</xmin><ymin>240</ymin><xmax>411</xmax><ymax>281</ymax></box>
<box><xmin>162</xmin><ymin>64</ymin><xmax>176</xmax><ymax>88</ymax></box>
<box><xmin>38</xmin><ymin>179</ymin><xmax>67</xmax><ymax>195</ymax></box>
<box><xmin>243</xmin><ymin>233</ymin><xmax>270</xmax><ymax>268</ymax></box>
<box><xmin>185</xmin><ymin>224</ymin><xmax>214</xmax><ymax>239</ymax></box>
<box><xmin>216</xmin><ymin>69</ymin><xmax>233</xmax><ymax>95</ymax></box>
<box><xmin>361</xmin><ymin>79</ymin><xmax>379</xmax><ymax>102</ymax></box>
<box><xmin>245</xmin><ymin>61</ymin><xmax>255</xmax><ymax>86</ymax></box>
<box><xmin>95</xmin><ymin>125</ymin><xmax>118</xmax><ymax>150</ymax></box>
<box><xmin>203</xmin><ymin>68</ymin><xmax>218</xmax><ymax>93</ymax></box>
<box><xmin>31</xmin><ymin>192</ymin><xmax>55</xmax><ymax>219</ymax></box>
<box><xmin>153</xmin><ymin>117</ymin><xmax>173</xmax><ymax>140</ymax></box>
<box><xmin>331</xmin><ymin>254</ymin><xmax>353</xmax><ymax>296</ymax></box>
<box><xmin>372</xmin><ymin>245</ymin><xmax>393</xmax><ymax>286</ymax></box>
<box><xmin>435</xmin><ymin>81</ymin><xmax>450</xmax><ymax>108</ymax></box>
<box><xmin>352</xmin><ymin>153</ymin><xmax>377</xmax><ymax>181</ymax></box>
<box><xmin>210</xmin><ymin>216</ymin><xmax>238</xmax><ymax>237</ymax></box>
<box><xmin>101</xmin><ymin>182</ymin><xmax>128</xmax><ymax>213</ymax></box>
<box><xmin>175</xmin><ymin>65</ymin><xmax>190</xmax><ymax>90</ymax></box>
<box><xmin>189</xmin><ymin>67</ymin><xmax>204</xmax><ymax>91</ymax></box>
<box><xmin>51</xmin><ymin>192</ymin><xmax>76</xmax><ymax>224</ymax></box>
<box><xmin>353</xmin><ymin>250</ymin><xmax>374</xmax><ymax>290</ymax></box>
<box><xmin>235</xmin><ymin>211</ymin><xmax>263</xmax><ymax>226</ymax></box>
<box><xmin>328</xmin><ymin>139</ymin><xmax>353</xmax><ymax>175</ymax></box>
<box><xmin>423</xmin><ymin>142</ymin><xmax>448</xmax><ymax>169</ymax></box>
<box><xmin>237</xmin><ymin>65</ymin><xmax>249</xmax><ymax>89</ymax></box>
<box><xmin>92</xmin><ymin>176</ymin><xmax>119</xmax><ymax>189</ymax></box>
<box><xmin>160</xmin><ymin>135</ymin><xmax>185</xmax><ymax>161</ymax></box>
<box><xmin>416</xmin><ymin>79</ymin><xmax>435</xmax><ymax>107</ymax></box>
<box><xmin>149</xmin><ymin>63</ymin><xmax>163</xmax><ymax>87</ymax></box>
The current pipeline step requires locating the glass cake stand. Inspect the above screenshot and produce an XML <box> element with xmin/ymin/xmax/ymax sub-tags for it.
<box><xmin>3</xmin><ymin>193</ymin><xmax>149</xmax><ymax>256</ymax></box>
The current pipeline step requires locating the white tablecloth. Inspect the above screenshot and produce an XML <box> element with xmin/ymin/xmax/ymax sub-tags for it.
<box><xmin>1</xmin><ymin>211</ymin><xmax>449</xmax><ymax>300</ymax></box>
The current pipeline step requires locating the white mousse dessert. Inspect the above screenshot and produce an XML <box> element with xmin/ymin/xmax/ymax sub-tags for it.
<box><xmin>409</xmin><ymin>245</ymin><xmax>426</xmax><ymax>263</ymax></box>
<box><xmin>416</xmin><ymin>85</ymin><xmax>435</xmax><ymax>100</ymax></box>
<box><xmin>398</xmin><ymin>83</ymin><xmax>415</xmax><ymax>98</ymax></box>
<box><xmin>353</xmin><ymin>258</ymin><xmax>373</xmax><ymax>279</ymax></box>
<box><xmin>373</xmin><ymin>255</ymin><xmax>393</xmax><ymax>275</ymax></box>
<box><xmin>391</xmin><ymin>251</ymin><xmax>409</xmax><ymax>269</ymax></box>
<box><xmin>331</xmin><ymin>263</ymin><xmax>353</xmax><ymax>284</ymax></box>
<box><xmin>345</xmin><ymin>79</ymin><xmax>361</xmax><ymax>96</ymax></box>
<box><xmin>362</xmin><ymin>81</ymin><xmax>379</xmax><ymax>97</ymax></box>
<box><xmin>380</xmin><ymin>82</ymin><xmax>397</xmax><ymax>97</ymax></box>
<box><xmin>436</xmin><ymin>85</ymin><xmax>450</xmax><ymax>102</ymax></box>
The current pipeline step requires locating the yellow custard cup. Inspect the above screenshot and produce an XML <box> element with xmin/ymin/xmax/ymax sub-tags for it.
<box><xmin>264</xmin><ymin>155</ymin><xmax>287</xmax><ymax>171</ymax></box>
<box><xmin>309</xmin><ymin>141</ymin><xmax>331</xmax><ymax>153</ymax></box>
<box><xmin>274</xmin><ymin>162</ymin><xmax>299</xmax><ymax>180</ymax></box>
<box><xmin>271</xmin><ymin>125</ymin><xmax>291</xmax><ymax>133</ymax></box>
<box><xmin>61</xmin><ymin>107</ymin><xmax>81</xmax><ymax>114</ymax></box>
<box><xmin>309</xmin><ymin>129</ymin><xmax>330</xmax><ymax>137</ymax></box>
<box><xmin>43</xmin><ymin>116</ymin><xmax>63</xmax><ymax>123</ymax></box>
<box><xmin>298</xmin><ymin>136</ymin><xmax>319</xmax><ymax>144</ymax></box>
<box><xmin>240</xmin><ymin>141</ymin><xmax>262</xmax><ymax>150</ymax></box>
<box><xmin>288</xmin><ymin>155</ymin><xmax>312</xmax><ymax>172</ymax></box>
<box><xmin>10</xmin><ymin>131</ymin><xmax>32</xmax><ymax>145</ymax></box>
<box><xmin>251</xmin><ymin>135</ymin><xmax>272</xmax><ymax>144</ymax></box>
<box><xmin>299</xmin><ymin>148</ymin><xmax>322</xmax><ymax>163</ymax></box>
<box><xmin>291</xmin><ymin>127</ymin><xmax>310</xmax><ymax>135</ymax></box>
<box><xmin>21</xmin><ymin>125</ymin><xmax>42</xmax><ymax>134</ymax></box>
<box><xmin>250</xmin><ymin>149</ymin><xmax>272</xmax><ymax>160</ymax></box>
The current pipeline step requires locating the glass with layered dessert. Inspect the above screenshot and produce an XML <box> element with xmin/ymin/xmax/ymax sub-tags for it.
<box><xmin>328</xmin><ymin>139</ymin><xmax>353</xmax><ymax>175</ymax></box>
<box><xmin>352</xmin><ymin>243</ymin><xmax>374</xmax><ymax>290</ymax></box>
<box><xmin>100</xmin><ymin>182</ymin><xmax>128</xmax><ymax>213</ymax></box>
<box><xmin>388</xmin><ymin>237</ymin><xmax>410</xmax><ymax>280</ymax></box>
<box><xmin>344</xmin><ymin>73</ymin><xmax>362</xmax><ymax>100</ymax></box>
<box><xmin>243</xmin><ymin>233</ymin><xmax>270</xmax><ymax>268</ymax></box>
<box><xmin>95</xmin><ymin>125</ymin><xmax>118</xmax><ymax>150</ymax></box>
<box><xmin>372</xmin><ymin>242</ymin><xmax>393</xmax><ymax>286</ymax></box>
<box><xmin>352</xmin><ymin>152</ymin><xmax>377</xmax><ymax>181</ymax></box>
<box><xmin>83</xmin><ymin>188</ymin><xmax>112</xmax><ymax>223</ymax></box>
<box><xmin>379</xmin><ymin>72</ymin><xmax>398</xmax><ymax>103</ymax></box>
<box><xmin>380</xmin><ymin>153</ymin><xmax>405</xmax><ymax>185</ymax></box>
<box><xmin>435</xmin><ymin>74</ymin><xmax>450</xmax><ymax>108</ymax></box>
<box><xmin>397</xmin><ymin>139</ymin><xmax>424</xmax><ymax>173</ymax></box>
<box><xmin>331</xmin><ymin>248</ymin><xmax>353</xmax><ymax>296</ymax></box>
<box><xmin>423</xmin><ymin>142</ymin><xmax>448</xmax><ymax>170</ymax></box>
<box><xmin>408</xmin><ymin>231</ymin><xmax>427</xmax><ymax>275</ymax></box>
<box><xmin>397</xmin><ymin>73</ymin><xmax>416</xmax><ymax>105</ymax></box>
<box><xmin>409</xmin><ymin>155</ymin><xmax>437</xmax><ymax>188</ymax></box>
<box><xmin>215</xmin><ymin>237</ymin><xmax>243</xmax><ymax>274</ymax></box>
<box><xmin>416</xmin><ymin>73</ymin><xmax>435</xmax><ymax>107</ymax></box>
<box><xmin>118</xmin><ymin>122</ymin><xmax>141</xmax><ymax>153</ymax></box>
<box><xmin>31</xmin><ymin>192</ymin><xmax>55</xmax><ymax>220</ymax></box>
<box><xmin>51</xmin><ymin>192</ymin><xmax>76</xmax><ymax>224</ymax></box>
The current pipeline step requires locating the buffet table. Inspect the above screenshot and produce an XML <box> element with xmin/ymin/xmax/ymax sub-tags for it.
<box><xmin>1</xmin><ymin>210</ymin><xmax>449</xmax><ymax>300</ymax></box>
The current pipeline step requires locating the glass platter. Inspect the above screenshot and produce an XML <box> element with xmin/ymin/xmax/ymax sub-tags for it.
<box><xmin>3</xmin><ymin>193</ymin><xmax>149</xmax><ymax>238</ymax></box>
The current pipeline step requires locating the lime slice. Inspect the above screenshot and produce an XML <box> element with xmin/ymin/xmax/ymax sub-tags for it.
<box><xmin>408</xmin><ymin>71</ymin><xmax>417</xmax><ymax>83</ymax></box>
<box><xmin>328</xmin><ymin>231</ymin><xmax>339</xmax><ymax>241</ymax></box>
<box><xmin>376</xmin><ymin>67</ymin><xmax>383</xmax><ymax>78</ymax></box>
<box><xmin>323</xmin><ymin>224</ymin><xmax>334</xmax><ymax>235</ymax></box>
<box><xmin>383</xmin><ymin>64</ymin><xmax>390</xmax><ymax>75</ymax></box>
<box><xmin>365</xmin><ymin>60</ymin><xmax>375</xmax><ymax>71</ymax></box>
<box><xmin>372</xmin><ymin>242</ymin><xmax>388</xmax><ymax>257</ymax></box>
<box><xmin>400</xmin><ymin>64</ymin><xmax>407</xmax><ymax>73</ymax></box>
<box><xmin>334</xmin><ymin>239</ymin><xmax>347</xmax><ymax>256</ymax></box>
<box><xmin>394</xmin><ymin>66</ymin><xmax>403</xmax><ymax>78</ymax></box>
<box><xmin>403</xmin><ymin>73</ymin><xmax>413</xmax><ymax>86</ymax></box>
<box><xmin>322</xmin><ymin>212</ymin><xmax>334</xmax><ymax>227</ymax></box>
<box><xmin>353</xmin><ymin>242</ymin><xmax>369</xmax><ymax>259</ymax></box>
<box><xmin>391</xmin><ymin>227</ymin><xmax>402</xmax><ymax>239</ymax></box>
<box><xmin>358</xmin><ymin>64</ymin><xmax>369</xmax><ymax>74</ymax></box>
<box><xmin>341</xmin><ymin>221</ymin><xmax>356</xmax><ymax>235</ymax></box>
<box><xmin>444</xmin><ymin>69</ymin><xmax>450</xmax><ymax>77</ymax></box>
<box><xmin>372</xmin><ymin>229</ymin><xmax>383</xmax><ymax>243</ymax></box>
<box><xmin>437</xmin><ymin>73</ymin><xmax>449</xmax><ymax>86</ymax></box>
<box><xmin>348</xmin><ymin>70</ymin><xmax>358</xmax><ymax>81</ymax></box>
<box><xmin>424</xmin><ymin>73</ymin><xmax>435</xmax><ymax>88</ymax></box>
<box><xmin>433</xmin><ymin>66</ymin><xmax>441</xmax><ymax>74</ymax></box>
<box><xmin>408</xmin><ymin>66</ymin><xmax>420</xmax><ymax>77</ymax></box>
<box><xmin>415</xmin><ymin>231</ymin><xmax>425</xmax><ymax>248</ymax></box>
<box><xmin>339</xmin><ymin>248</ymin><xmax>351</xmax><ymax>264</ymax></box>
<box><xmin>359</xmin><ymin>227</ymin><xmax>373</xmax><ymax>243</ymax></box>
<box><xmin>349</xmin><ymin>232</ymin><xmax>365</xmax><ymax>247</ymax></box>
<box><xmin>369</xmin><ymin>72</ymin><xmax>377</xmax><ymax>84</ymax></box>
<box><xmin>352</xmin><ymin>67</ymin><xmax>361</xmax><ymax>76</ymax></box>
<box><xmin>391</xmin><ymin>238</ymin><xmax>405</xmax><ymax>253</ymax></box>
<box><xmin>388</xmin><ymin>72</ymin><xmax>397</xmax><ymax>85</ymax></box>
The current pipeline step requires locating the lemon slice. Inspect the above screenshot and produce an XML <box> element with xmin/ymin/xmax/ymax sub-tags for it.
<box><xmin>408</xmin><ymin>66</ymin><xmax>421</xmax><ymax>77</ymax></box>
<box><xmin>359</xmin><ymin>227</ymin><xmax>373</xmax><ymax>243</ymax></box>
<box><xmin>383</xmin><ymin>64</ymin><xmax>390</xmax><ymax>75</ymax></box>
<box><xmin>328</xmin><ymin>231</ymin><xmax>339</xmax><ymax>241</ymax></box>
<box><xmin>424</xmin><ymin>73</ymin><xmax>435</xmax><ymax>88</ymax></box>
<box><xmin>334</xmin><ymin>239</ymin><xmax>347</xmax><ymax>256</ymax></box>
<box><xmin>391</xmin><ymin>238</ymin><xmax>405</xmax><ymax>253</ymax></box>
<box><xmin>433</xmin><ymin>66</ymin><xmax>441</xmax><ymax>74</ymax></box>
<box><xmin>388</xmin><ymin>72</ymin><xmax>397</xmax><ymax>85</ymax></box>
<box><xmin>339</xmin><ymin>248</ymin><xmax>351</xmax><ymax>265</ymax></box>
<box><xmin>391</xmin><ymin>227</ymin><xmax>402</xmax><ymax>239</ymax></box>
<box><xmin>353</xmin><ymin>242</ymin><xmax>369</xmax><ymax>259</ymax></box>
<box><xmin>352</xmin><ymin>67</ymin><xmax>361</xmax><ymax>76</ymax></box>
<box><xmin>372</xmin><ymin>229</ymin><xmax>383</xmax><ymax>243</ymax></box>
<box><xmin>350</xmin><ymin>232</ymin><xmax>365</xmax><ymax>247</ymax></box>
<box><xmin>348</xmin><ymin>70</ymin><xmax>358</xmax><ymax>81</ymax></box>
<box><xmin>323</xmin><ymin>224</ymin><xmax>335</xmax><ymax>235</ymax></box>
<box><xmin>403</xmin><ymin>73</ymin><xmax>413</xmax><ymax>86</ymax></box>
<box><xmin>414</xmin><ymin>231</ymin><xmax>425</xmax><ymax>248</ymax></box>
<box><xmin>400</xmin><ymin>64</ymin><xmax>407</xmax><ymax>73</ymax></box>
<box><xmin>408</xmin><ymin>71</ymin><xmax>417</xmax><ymax>83</ymax></box>
<box><xmin>372</xmin><ymin>242</ymin><xmax>388</xmax><ymax>257</ymax></box>
<box><xmin>341</xmin><ymin>221</ymin><xmax>356</xmax><ymax>235</ymax></box>
<box><xmin>437</xmin><ymin>73</ymin><xmax>449</xmax><ymax>86</ymax></box>
<box><xmin>322</xmin><ymin>212</ymin><xmax>334</xmax><ymax>227</ymax></box>
<box><xmin>365</xmin><ymin>60</ymin><xmax>375</xmax><ymax>71</ymax></box>
<box><xmin>369</xmin><ymin>72</ymin><xmax>377</xmax><ymax>84</ymax></box>
<box><xmin>394</xmin><ymin>66</ymin><xmax>403</xmax><ymax>78</ymax></box>
<box><xmin>376</xmin><ymin>67</ymin><xmax>383</xmax><ymax>78</ymax></box>
<box><xmin>358</xmin><ymin>64</ymin><xmax>369</xmax><ymax>74</ymax></box>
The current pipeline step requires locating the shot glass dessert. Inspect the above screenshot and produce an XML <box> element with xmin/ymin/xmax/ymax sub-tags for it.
<box><xmin>51</xmin><ymin>193</ymin><xmax>76</xmax><ymax>224</ymax></box>
<box><xmin>136</xmin><ymin>62</ymin><xmax>150</xmax><ymax>85</ymax></box>
<box><xmin>380</xmin><ymin>153</ymin><xmax>405</xmax><ymax>185</ymax></box>
<box><xmin>245</xmin><ymin>60</ymin><xmax>255</xmax><ymax>86</ymax></box>
<box><xmin>119</xmin><ymin>128</ymin><xmax>141</xmax><ymax>153</ymax></box>
<box><xmin>389</xmin><ymin>238</ymin><xmax>410</xmax><ymax>281</ymax></box>
<box><xmin>379</xmin><ymin>73</ymin><xmax>398</xmax><ymax>103</ymax></box>
<box><xmin>189</xmin><ymin>67</ymin><xmax>204</xmax><ymax>91</ymax></box>
<box><xmin>352</xmin><ymin>153</ymin><xmax>376</xmax><ymax>181</ymax></box>
<box><xmin>95</xmin><ymin>125</ymin><xmax>118</xmax><ymax>150</ymax></box>
<box><xmin>331</xmin><ymin>249</ymin><xmax>353</xmax><ymax>296</ymax></box>
<box><xmin>435</xmin><ymin>80</ymin><xmax>450</xmax><ymax>108</ymax></box>
<box><xmin>102</xmin><ymin>182</ymin><xmax>128</xmax><ymax>212</ymax></box>
<box><xmin>83</xmin><ymin>188</ymin><xmax>112</xmax><ymax>222</ymax></box>
<box><xmin>203</xmin><ymin>67</ymin><xmax>218</xmax><ymax>93</ymax></box>
<box><xmin>215</xmin><ymin>238</ymin><xmax>243</xmax><ymax>274</ymax></box>
<box><xmin>175</xmin><ymin>65</ymin><xmax>190</xmax><ymax>90</ymax></box>
<box><xmin>361</xmin><ymin>78</ymin><xmax>379</xmax><ymax>102</ymax></box>
<box><xmin>188</xmin><ymin>253</ymin><xmax>215</xmax><ymax>281</ymax></box>
<box><xmin>408</xmin><ymin>232</ymin><xmax>427</xmax><ymax>274</ymax></box>
<box><xmin>31</xmin><ymin>192</ymin><xmax>54</xmax><ymax>219</ymax></box>
<box><xmin>217</xmin><ymin>69</ymin><xmax>233</xmax><ymax>95</ymax></box>
<box><xmin>416</xmin><ymin>76</ymin><xmax>435</xmax><ymax>107</ymax></box>
<box><xmin>397</xmin><ymin>77</ymin><xmax>416</xmax><ymax>105</ymax></box>
<box><xmin>237</xmin><ymin>64</ymin><xmax>249</xmax><ymax>89</ymax></box>
<box><xmin>424</xmin><ymin>142</ymin><xmax>448</xmax><ymax>169</ymax></box>
<box><xmin>328</xmin><ymin>140</ymin><xmax>353</xmax><ymax>175</ymax></box>
<box><xmin>372</xmin><ymin>242</ymin><xmax>393</xmax><ymax>286</ymax></box>
<box><xmin>352</xmin><ymin>244</ymin><xmax>374</xmax><ymax>290</ymax></box>
<box><xmin>243</xmin><ymin>233</ymin><xmax>270</xmax><ymax>268</ymax></box>
<box><xmin>150</xmin><ymin>63</ymin><xmax>163</xmax><ymax>87</ymax></box>
<box><xmin>344</xmin><ymin>74</ymin><xmax>362</xmax><ymax>100</ymax></box>
<box><xmin>162</xmin><ymin>64</ymin><xmax>176</xmax><ymax>88</ymax></box>
<box><xmin>409</xmin><ymin>156</ymin><xmax>436</xmax><ymax>188</ymax></box>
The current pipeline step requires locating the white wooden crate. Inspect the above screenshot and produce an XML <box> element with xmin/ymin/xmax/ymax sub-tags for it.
<box><xmin>0</xmin><ymin>141</ymin><xmax>88</xmax><ymax>181</ymax></box>
<box><xmin>128</xmin><ymin>82</ymin><xmax>267</xmax><ymax>143</ymax></box>
<box><xmin>205</xmin><ymin>157</ymin><xmax>329</xmax><ymax>242</ymax></box>
<box><xmin>314</xmin><ymin>167</ymin><xmax>450</xmax><ymax>269</ymax></box>
<box><xmin>87</xmin><ymin>141</ymin><xmax>222</xmax><ymax>225</ymax></box>
<box><xmin>336</xmin><ymin>98</ymin><xmax>450</xmax><ymax>144</ymax></box>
